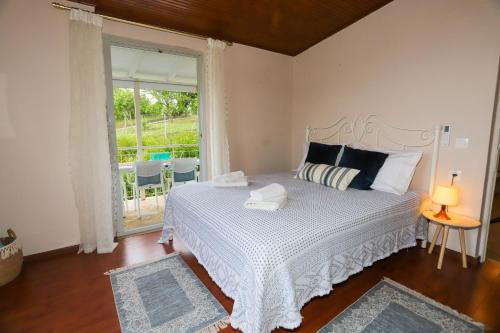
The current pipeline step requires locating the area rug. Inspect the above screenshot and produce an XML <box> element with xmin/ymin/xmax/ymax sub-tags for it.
<box><xmin>317</xmin><ymin>278</ymin><xmax>484</xmax><ymax>333</ymax></box>
<box><xmin>108</xmin><ymin>253</ymin><xmax>230</xmax><ymax>333</ymax></box>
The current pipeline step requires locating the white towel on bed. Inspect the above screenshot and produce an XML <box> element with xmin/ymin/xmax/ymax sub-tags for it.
<box><xmin>244</xmin><ymin>195</ymin><xmax>287</xmax><ymax>211</ymax></box>
<box><xmin>250</xmin><ymin>183</ymin><xmax>287</xmax><ymax>201</ymax></box>
<box><xmin>214</xmin><ymin>177</ymin><xmax>248</xmax><ymax>187</ymax></box>
<box><xmin>215</xmin><ymin>170</ymin><xmax>245</xmax><ymax>183</ymax></box>
<box><xmin>214</xmin><ymin>171</ymin><xmax>248</xmax><ymax>187</ymax></box>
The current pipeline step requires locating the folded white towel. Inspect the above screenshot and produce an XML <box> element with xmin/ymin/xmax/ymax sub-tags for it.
<box><xmin>244</xmin><ymin>195</ymin><xmax>287</xmax><ymax>211</ymax></box>
<box><xmin>214</xmin><ymin>171</ymin><xmax>245</xmax><ymax>183</ymax></box>
<box><xmin>214</xmin><ymin>176</ymin><xmax>248</xmax><ymax>187</ymax></box>
<box><xmin>250</xmin><ymin>183</ymin><xmax>287</xmax><ymax>202</ymax></box>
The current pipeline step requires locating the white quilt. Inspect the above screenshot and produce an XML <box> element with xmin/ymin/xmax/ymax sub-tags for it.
<box><xmin>160</xmin><ymin>172</ymin><xmax>425</xmax><ymax>333</ymax></box>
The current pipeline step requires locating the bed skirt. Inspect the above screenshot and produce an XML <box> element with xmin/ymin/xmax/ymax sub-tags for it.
<box><xmin>160</xmin><ymin>213</ymin><xmax>427</xmax><ymax>333</ymax></box>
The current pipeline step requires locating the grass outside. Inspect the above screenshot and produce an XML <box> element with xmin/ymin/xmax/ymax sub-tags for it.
<box><xmin>116</xmin><ymin>115</ymin><xmax>199</xmax><ymax>163</ymax></box>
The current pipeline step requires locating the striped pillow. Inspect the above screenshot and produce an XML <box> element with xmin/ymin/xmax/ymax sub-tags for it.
<box><xmin>297</xmin><ymin>162</ymin><xmax>360</xmax><ymax>191</ymax></box>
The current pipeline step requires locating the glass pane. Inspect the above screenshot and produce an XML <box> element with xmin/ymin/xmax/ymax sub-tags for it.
<box><xmin>113</xmin><ymin>87</ymin><xmax>138</xmax><ymax>165</ymax></box>
<box><xmin>141</xmin><ymin>90</ymin><xmax>199</xmax><ymax>161</ymax></box>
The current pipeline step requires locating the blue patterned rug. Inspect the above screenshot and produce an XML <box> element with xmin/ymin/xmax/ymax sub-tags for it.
<box><xmin>318</xmin><ymin>278</ymin><xmax>484</xmax><ymax>333</ymax></box>
<box><xmin>108</xmin><ymin>253</ymin><xmax>229</xmax><ymax>333</ymax></box>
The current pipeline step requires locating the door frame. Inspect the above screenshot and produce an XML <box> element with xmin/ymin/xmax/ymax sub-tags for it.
<box><xmin>478</xmin><ymin>57</ymin><xmax>500</xmax><ymax>262</ymax></box>
<box><xmin>102</xmin><ymin>35</ymin><xmax>205</xmax><ymax>236</ymax></box>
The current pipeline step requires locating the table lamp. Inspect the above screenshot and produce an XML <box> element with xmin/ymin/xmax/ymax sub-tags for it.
<box><xmin>432</xmin><ymin>184</ymin><xmax>458</xmax><ymax>220</ymax></box>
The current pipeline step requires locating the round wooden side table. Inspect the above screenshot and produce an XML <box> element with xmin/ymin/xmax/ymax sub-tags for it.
<box><xmin>422</xmin><ymin>210</ymin><xmax>481</xmax><ymax>270</ymax></box>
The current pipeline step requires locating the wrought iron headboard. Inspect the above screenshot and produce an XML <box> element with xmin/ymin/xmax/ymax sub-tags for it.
<box><xmin>305</xmin><ymin>114</ymin><xmax>442</xmax><ymax>196</ymax></box>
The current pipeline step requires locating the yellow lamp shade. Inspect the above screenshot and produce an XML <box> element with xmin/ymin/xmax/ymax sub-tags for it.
<box><xmin>432</xmin><ymin>185</ymin><xmax>459</xmax><ymax>206</ymax></box>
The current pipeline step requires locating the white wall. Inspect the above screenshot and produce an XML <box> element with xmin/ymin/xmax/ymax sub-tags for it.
<box><xmin>0</xmin><ymin>0</ymin><xmax>292</xmax><ymax>255</ymax></box>
<box><xmin>226</xmin><ymin>44</ymin><xmax>292</xmax><ymax>175</ymax></box>
<box><xmin>0</xmin><ymin>0</ymin><xmax>79</xmax><ymax>256</ymax></box>
<box><xmin>291</xmin><ymin>0</ymin><xmax>500</xmax><ymax>255</ymax></box>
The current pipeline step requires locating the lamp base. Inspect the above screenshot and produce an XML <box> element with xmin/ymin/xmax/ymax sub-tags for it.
<box><xmin>434</xmin><ymin>205</ymin><xmax>451</xmax><ymax>220</ymax></box>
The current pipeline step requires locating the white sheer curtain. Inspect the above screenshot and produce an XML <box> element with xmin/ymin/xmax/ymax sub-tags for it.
<box><xmin>68</xmin><ymin>9</ymin><xmax>117</xmax><ymax>254</ymax></box>
<box><xmin>203</xmin><ymin>38</ymin><xmax>230</xmax><ymax>179</ymax></box>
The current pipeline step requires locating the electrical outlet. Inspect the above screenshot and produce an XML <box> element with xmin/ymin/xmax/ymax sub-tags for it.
<box><xmin>449</xmin><ymin>170</ymin><xmax>462</xmax><ymax>181</ymax></box>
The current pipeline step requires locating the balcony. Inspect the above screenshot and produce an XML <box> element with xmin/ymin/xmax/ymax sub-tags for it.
<box><xmin>118</xmin><ymin>144</ymin><xmax>199</xmax><ymax>232</ymax></box>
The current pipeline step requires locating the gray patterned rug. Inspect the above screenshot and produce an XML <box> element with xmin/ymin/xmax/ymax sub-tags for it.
<box><xmin>318</xmin><ymin>278</ymin><xmax>484</xmax><ymax>333</ymax></box>
<box><xmin>108</xmin><ymin>253</ymin><xmax>230</xmax><ymax>333</ymax></box>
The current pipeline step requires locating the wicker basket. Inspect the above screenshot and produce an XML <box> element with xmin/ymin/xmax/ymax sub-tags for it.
<box><xmin>0</xmin><ymin>229</ymin><xmax>23</xmax><ymax>286</ymax></box>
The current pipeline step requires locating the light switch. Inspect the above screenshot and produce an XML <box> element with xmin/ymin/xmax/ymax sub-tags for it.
<box><xmin>455</xmin><ymin>138</ymin><xmax>469</xmax><ymax>149</ymax></box>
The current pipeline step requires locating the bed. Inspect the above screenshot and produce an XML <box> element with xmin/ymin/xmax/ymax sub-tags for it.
<box><xmin>159</xmin><ymin>115</ymin><xmax>441</xmax><ymax>333</ymax></box>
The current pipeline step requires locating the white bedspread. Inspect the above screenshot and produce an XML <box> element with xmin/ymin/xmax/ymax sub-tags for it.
<box><xmin>160</xmin><ymin>172</ymin><xmax>425</xmax><ymax>333</ymax></box>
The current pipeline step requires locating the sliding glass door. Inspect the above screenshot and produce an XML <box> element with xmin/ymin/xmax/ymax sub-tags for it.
<box><xmin>103</xmin><ymin>37</ymin><xmax>202</xmax><ymax>236</ymax></box>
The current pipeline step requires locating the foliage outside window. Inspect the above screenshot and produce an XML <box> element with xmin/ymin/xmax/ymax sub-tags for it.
<box><xmin>113</xmin><ymin>88</ymin><xmax>199</xmax><ymax>164</ymax></box>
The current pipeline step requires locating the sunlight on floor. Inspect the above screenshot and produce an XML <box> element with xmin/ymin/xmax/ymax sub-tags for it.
<box><xmin>123</xmin><ymin>196</ymin><xmax>165</xmax><ymax>230</ymax></box>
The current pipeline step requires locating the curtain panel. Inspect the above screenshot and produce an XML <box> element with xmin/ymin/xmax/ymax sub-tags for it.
<box><xmin>68</xmin><ymin>9</ymin><xmax>117</xmax><ymax>253</ymax></box>
<box><xmin>203</xmin><ymin>38</ymin><xmax>230</xmax><ymax>179</ymax></box>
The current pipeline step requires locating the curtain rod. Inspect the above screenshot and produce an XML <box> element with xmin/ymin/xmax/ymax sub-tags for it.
<box><xmin>51</xmin><ymin>2</ymin><xmax>233</xmax><ymax>46</ymax></box>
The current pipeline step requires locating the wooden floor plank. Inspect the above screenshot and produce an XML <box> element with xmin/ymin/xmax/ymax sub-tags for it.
<box><xmin>0</xmin><ymin>231</ymin><xmax>498</xmax><ymax>332</ymax></box>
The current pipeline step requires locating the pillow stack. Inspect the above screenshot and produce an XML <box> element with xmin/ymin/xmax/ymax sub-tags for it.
<box><xmin>296</xmin><ymin>141</ymin><xmax>422</xmax><ymax>194</ymax></box>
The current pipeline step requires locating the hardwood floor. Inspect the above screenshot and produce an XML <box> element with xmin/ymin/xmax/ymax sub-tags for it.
<box><xmin>487</xmin><ymin>221</ymin><xmax>500</xmax><ymax>261</ymax></box>
<box><xmin>1</xmin><ymin>231</ymin><xmax>499</xmax><ymax>333</ymax></box>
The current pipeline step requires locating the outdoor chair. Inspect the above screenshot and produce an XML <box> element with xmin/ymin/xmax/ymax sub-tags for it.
<box><xmin>133</xmin><ymin>160</ymin><xmax>166</xmax><ymax>218</ymax></box>
<box><xmin>171</xmin><ymin>158</ymin><xmax>198</xmax><ymax>187</ymax></box>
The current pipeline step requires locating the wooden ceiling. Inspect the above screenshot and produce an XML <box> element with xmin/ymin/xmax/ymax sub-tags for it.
<box><xmin>70</xmin><ymin>0</ymin><xmax>393</xmax><ymax>56</ymax></box>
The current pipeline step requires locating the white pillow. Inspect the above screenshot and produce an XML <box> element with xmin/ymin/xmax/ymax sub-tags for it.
<box><xmin>349</xmin><ymin>144</ymin><xmax>422</xmax><ymax>195</ymax></box>
<box><xmin>372</xmin><ymin>152</ymin><xmax>422</xmax><ymax>195</ymax></box>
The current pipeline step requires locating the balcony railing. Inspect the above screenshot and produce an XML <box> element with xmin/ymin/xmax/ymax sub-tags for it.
<box><xmin>117</xmin><ymin>144</ymin><xmax>199</xmax><ymax>165</ymax></box>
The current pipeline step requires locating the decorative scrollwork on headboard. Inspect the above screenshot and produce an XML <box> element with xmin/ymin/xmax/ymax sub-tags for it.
<box><xmin>306</xmin><ymin>114</ymin><xmax>435</xmax><ymax>150</ymax></box>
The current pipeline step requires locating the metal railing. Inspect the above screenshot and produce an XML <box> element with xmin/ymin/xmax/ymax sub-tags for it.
<box><xmin>117</xmin><ymin>144</ymin><xmax>199</xmax><ymax>165</ymax></box>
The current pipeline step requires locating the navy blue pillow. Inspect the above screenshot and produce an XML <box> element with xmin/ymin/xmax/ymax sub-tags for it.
<box><xmin>338</xmin><ymin>146</ymin><xmax>388</xmax><ymax>190</ymax></box>
<box><xmin>305</xmin><ymin>142</ymin><xmax>342</xmax><ymax>166</ymax></box>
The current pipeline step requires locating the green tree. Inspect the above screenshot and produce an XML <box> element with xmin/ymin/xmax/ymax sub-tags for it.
<box><xmin>149</xmin><ymin>90</ymin><xmax>198</xmax><ymax>118</ymax></box>
<box><xmin>113</xmin><ymin>88</ymin><xmax>169</xmax><ymax>122</ymax></box>
<box><xmin>140</xmin><ymin>94</ymin><xmax>155</xmax><ymax>117</ymax></box>
<box><xmin>113</xmin><ymin>88</ymin><xmax>135</xmax><ymax>123</ymax></box>
<box><xmin>176</xmin><ymin>92</ymin><xmax>198</xmax><ymax>116</ymax></box>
